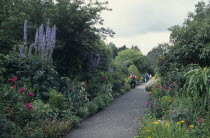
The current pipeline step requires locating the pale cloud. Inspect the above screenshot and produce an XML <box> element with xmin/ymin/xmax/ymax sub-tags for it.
<box><xmin>99</xmin><ymin>0</ymin><xmax>209</xmax><ymax>55</ymax></box>
<box><xmin>104</xmin><ymin>31</ymin><xmax>170</xmax><ymax>55</ymax></box>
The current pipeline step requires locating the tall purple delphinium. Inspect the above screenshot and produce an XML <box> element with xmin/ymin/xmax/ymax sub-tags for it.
<box><xmin>46</xmin><ymin>23</ymin><xmax>51</xmax><ymax>51</ymax></box>
<box><xmin>24</xmin><ymin>20</ymin><xmax>27</xmax><ymax>45</ymax></box>
<box><xmin>28</xmin><ymin>44</ymin><xmax>34</xmax><ymax>55</ymax></box>
<box><xmin>38</xmin><ymin>24</ymin><xmax>44</xmax><ymax>52</ymax></box>
<box><xmin>41</xmin><ymin>33</ymin><xmax>46</xmax><ymax>59</ymax></box>
<box><xmin>19</xmin><ymin>20</ymin><xmax>56</xmax><ymax>60</ymax></box>
<box><xmin>89</xmin><ymin>53</ymin><xmax>101</xmax><ymax>69</ymax></box>
<box><xmin>34</xmin><ymin>29</ymin><xmax>39</xmax><ymax>48</ymax></box>
<box><xmin>50</xmin><ymin>25</ymin><xmax>56</xmax><ymax>52</ymax></box>
<box><xmin>19</xmin><ymin>45</ymin><xmax>26</xmax><ymax>58</ymax></box>
<box><xmin>95</xmin><ymin>54</ymin><xmax>101</xmax><ymax>66</ymax></box>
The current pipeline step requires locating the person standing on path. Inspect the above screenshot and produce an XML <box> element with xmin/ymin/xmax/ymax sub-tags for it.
<box><xmin>130</xmin><ymin>72</ymin><xmax>137</xmax><ymax>89</ymax></box>
<box><xmin>144</xmin><ymin>73</ymin><xmax>150</xmax><ymax>83</ymax></box>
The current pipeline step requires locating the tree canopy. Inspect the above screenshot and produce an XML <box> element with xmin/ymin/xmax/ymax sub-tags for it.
<box><xmin>0</xmin><ymin>0</ymin><xmax>114</xmax><ymax>77</ymax></box>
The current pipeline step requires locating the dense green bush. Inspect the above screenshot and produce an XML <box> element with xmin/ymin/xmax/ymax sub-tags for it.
<box><xmin>184</xmin><ymin>67</ymin><xmax>210</xmax><ymax>108</ymax></box>
<box><xmin>128</xmin><ymin>65</ymin><xmax>140</xmax><ymax>77</ymax></box>
<box><xmin>86</xmin><ymin>102</ymin><xmax>98</xmax><ymax>115</ymax></box>
<box><xmin>77</xmin><ymin>107</ymin><xmax>89</xmax><ymax>118</ymax></box>
<box><xmin>49</xmin><ymin>90</ymin><xmax>67</xmax><ymax>110</ymax></box>
<box><xmin>95</xmin><ymin>94</ymin><xmax>113</xmax><ymax>109</ymax></box>
<box><xmin>41</xmin><ymin>120</ymin><xmax>73</xmax><ymax>138</ymax></box>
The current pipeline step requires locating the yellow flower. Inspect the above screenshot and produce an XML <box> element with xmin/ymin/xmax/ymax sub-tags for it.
<box><xmin>176</xmin><ymin>122</ymin><xmax>181</xmax><ymax>124</ymax></box>
<box><xmin>146</xmin><ymin>129</ymin><xmax>151</xmax><ymax>132</ymax></box>
<box><xmin>180</xmin><ymin>120</ymin><xmax>185</xmax><ymax>123</ymax></box>
<box><xmin>153</xmin><ymin>122</ymin><xmax>159</xmax><ymax>124</ymax></box>
<box><xmin>189</xmin><ymin>125</ymin><xmax>194</xmax><ymax>128</ymax></box>
<box><xmin>165</xmin><ymin>122</ymin><xmax>170</xmax><ymax>127</ymax></box>
<box><xmin>148</xmin><ymin>137</ymin><xmax>152</xmax><ymax>138</ymax></box>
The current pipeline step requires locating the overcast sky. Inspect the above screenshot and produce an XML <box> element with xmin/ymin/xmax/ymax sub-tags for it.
<box><xmin>99</xmin><ymin>0</ymin><xmax>209</xmax><ymax>55</ymax></box>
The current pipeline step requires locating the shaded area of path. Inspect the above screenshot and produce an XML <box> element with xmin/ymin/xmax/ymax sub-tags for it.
<box><xmin>66</xmin><ymin>84</ymin><xmax>147</xmax><ymax>138</ymax></box>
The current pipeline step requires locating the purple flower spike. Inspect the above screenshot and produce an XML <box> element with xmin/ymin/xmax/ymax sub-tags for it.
<box><xmin>34</xmin><ymin>29</ymin><xmax>39</xmax><ymax>48</ymax></box>
<box><xmin>41</xmin><ymin>33</ymin><xmax>46</xmax><ymax>59</ymax></box>
<box><xmin>24</xmin><ymin>20</ymin><xmax>28</xmax><ymax>45</ymax></box>
<box><xmin>28</xmin><ymin>44</ymin><xmax>34</xmax><ymax>55</ymax></box>
<box><xmin>38</xmin><ymin>24</ymin><xmax>44</xmax><ymax>51</ymax></box>
<box><xmin>46</xmin><ymin>24</ymin><xmax>51</xmax><ymax>50</ymax></box>
<box><xmin>50</xmin><ymin>25</ymin><xmax>56</xmax><ymax>52</ymax></box>
<box><xmin>19</xmin><ymin>45</ymin><xmax>26</xmax><ymax>58</ymax></box>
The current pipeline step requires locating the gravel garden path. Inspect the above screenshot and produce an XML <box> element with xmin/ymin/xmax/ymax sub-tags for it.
<box><xmin>66</xmin><ymin>84</ymin><xmax>147</xmax><ymax>138</ymax></box>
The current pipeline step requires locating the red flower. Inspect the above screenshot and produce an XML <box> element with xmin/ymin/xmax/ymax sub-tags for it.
<box><xmin>69</xmin><ymin>87</ymin><xmax>73</xmax><ymax>90</ymax></box>
<box><xmin>24</xmin><ymin>103</ymin><xmax>34</xmax><ymax>110</ymax></box>
<box><xmin>10</xmin><ymin>85</ymin><xmax>17</xmax><ymax>89</ymax></box>
<box><xmin>9</xmin><ymin>77</ymin><xmax>17</xmax><ymax>82</ymax></box>
<box><xmin>84</xmin><ymin>81</ymin><xmax>87</xmax><ymax>85</ymax></box>
<box><xmin>27</xmin><ymin>92</ymin><xmax>35</xmax><ymax>97</ymax></box>
<box><xmin>101</xmin><ymin>76</ymin><xmax>107</xmax><ymax>80</ymax></box>
<box><xmin>197</xmin><ymin>118</ymin><xmax>205</xmax><ymax>123</ymax></box>
<box><xmin>18</xmin><ymin>88</ymin><xmax>25</xmax><ymax>93</ymax></box>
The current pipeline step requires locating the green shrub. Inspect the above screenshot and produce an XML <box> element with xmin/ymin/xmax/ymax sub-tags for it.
<box><xmin>77</xmin><ymin>107</ymin><xmax>89</xmax><ymax>118</ymax></box>
<box><xmin>41</xmin><ymin>120</ymin><xmax>73</xmax><ymax>138</ymax></box>
<box><xmin>31</xmin><ymin>100</ymin><xmax>54</xmax><ymax>120</ymax></box>
<box><xmin>49</xmin><ymin>90</ymin><xmax>67</xmax><ymax>110</ymax></box>
<box><xmin>60</xmin><ymin>110</ymin><xmax>81</xmax><ymax>124</ymax></box>
<box><xmin>121</xmin><ymin>83</ymin><xmax>131</xmax><ymax>92</ymax></box>
<box><xmin>128</xmin><ymin>65</ymin><xmax>140</xmax><ymax>77</ymax></box>
<box><xmin>184</xmin><ymin>67</ymin><xmax>210</xmax><ymax>108</ymax></box>
<box><xmin>95</xmin><ymin>94</ymin><xmax>113</xmax><ymax>109</ymax></box>
<box><xmin>95</xmin><ymin>96</ymin><xmax>106</xmax><ymax>109</ymax></box>
<box><xmin>63</xmin><ymin>80</ymin><xmax>89</xmax><ymax>111</ymax></box>
<box><xmin>86</xmin><ymin>102</ymin><xmax>98</xmax><ymax>115</ymax></box>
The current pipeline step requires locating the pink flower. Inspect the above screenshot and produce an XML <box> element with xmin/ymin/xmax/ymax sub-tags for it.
<box><xmin>101</xmin><ymin>76</ymin><xmax>107</xmax><ymax>80</ymax></box>
<box><xmin>71</xmin><ymin>82</ymin><xmax>74</xmax><ymax>84</ymax></box>
<box><xmin>10</xmin><ymin>85</ymin><xmax>17</xmax><ymax>89</ymax></box>
<box><xmin>169</xmin><ymin>83</ymin><xmax>173</xmax><ymax>87</ymax></box>
<box><xmin>168</xmin><ymin>87</ymin><xmax>173</xmax><ymax>91</ymax></box>
<box><xmin>161</xmin><ymin>85</ymin><xmax>168</xmax><ymax>91</ymax></box>
<box><xmin>197</xmin><ymin>118</ymin><xmax>205</xmax><ymax>123</ymax></box>
<box><xmin>27</xmin><ymin>92</ymin><xmax>35</xmax><ymax>97</ymax></box>
<box><xmin>9</xmin><ymin>77</ymin><xmax>17</xmax><ymax>82</ymax></box>
<box><xmin>24</xmin><ymin>103</ymin><xmax>34</xmax><ymax>110</ymax></box>
<box><xmin>18</xmin><ymin>88</ymin><xmax>25</xmax><ymax>93</ymax></box>
<box><xmin>69</xmin><ymin>87</ymin><xmax>73</xmax><ymax>90</ymax></box>
<box><xmin>83</xmin><ymin>81</ymin><xmax>87</xmax><ymax>85</ymax></box>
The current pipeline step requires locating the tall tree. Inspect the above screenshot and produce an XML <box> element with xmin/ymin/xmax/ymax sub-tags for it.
<box><xmin>115</xmin><ymin>48</ymin><xmax>145</xmax><ymax>72</ymax></box>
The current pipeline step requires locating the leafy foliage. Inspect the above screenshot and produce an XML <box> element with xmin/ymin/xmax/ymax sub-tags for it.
<box><xmin>128</xmin><ymin>65</ymin><xmax>140</xmax><ymax>77</ymax></box>
<box><xmin>115</xmin><ymin>49</ymin><xmax>144</xmax><ymax>70</ymax></box>
<box><xmin>184</xmin><ymin>67</ymin><xmax>210</xmax><ymax>108</ymax></box>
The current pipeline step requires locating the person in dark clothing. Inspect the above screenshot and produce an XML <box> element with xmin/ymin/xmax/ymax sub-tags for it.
<box><xmin>145</xmin><ymin>73</ymin><xmax>150</xmax><ymax>83</ymax></box>
<box><xmin>130</xmin><ymin>72</ymin><xmax>137</xmax><ymax>89</ymax></box>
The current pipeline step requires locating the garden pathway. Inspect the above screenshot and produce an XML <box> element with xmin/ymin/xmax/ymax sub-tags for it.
<box><xmin>66</xmin><ymin>84</ymin><xmax>147</xmax><ymax>138</ymax></box>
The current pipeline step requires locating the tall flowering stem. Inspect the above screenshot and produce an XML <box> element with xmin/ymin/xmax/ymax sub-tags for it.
<box><xmin>34</xmin><ymin>29</ymin><xmax>39</xmax><ymax>48</ymax></box>
<box><xmin>24</xmin><ymin>20</ymin><xmax>27</xmax><ymax>45</ymax></box>
<box><xmin>50</xmin><ymin>25</ymin><xmax>56</xmax><ymax>52</ymax></box>
<box><xmin>19</xmin><ymin>20</ymin><xmax>57</xmax><ymax>61</ymax></box>
<box><xmin>38</xmin><ymin>24</ymin><xmax>44</xmax><ymax>52</ymax></box>
<box><xmin>19</xmin><ymin>45</ymin><xmax>26</xmax><ymax>58</ymax></box>
<box><xmin>41</xmin><ymin>33</ymin><xmax>46</xmax><ymax>59</ymax></box>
